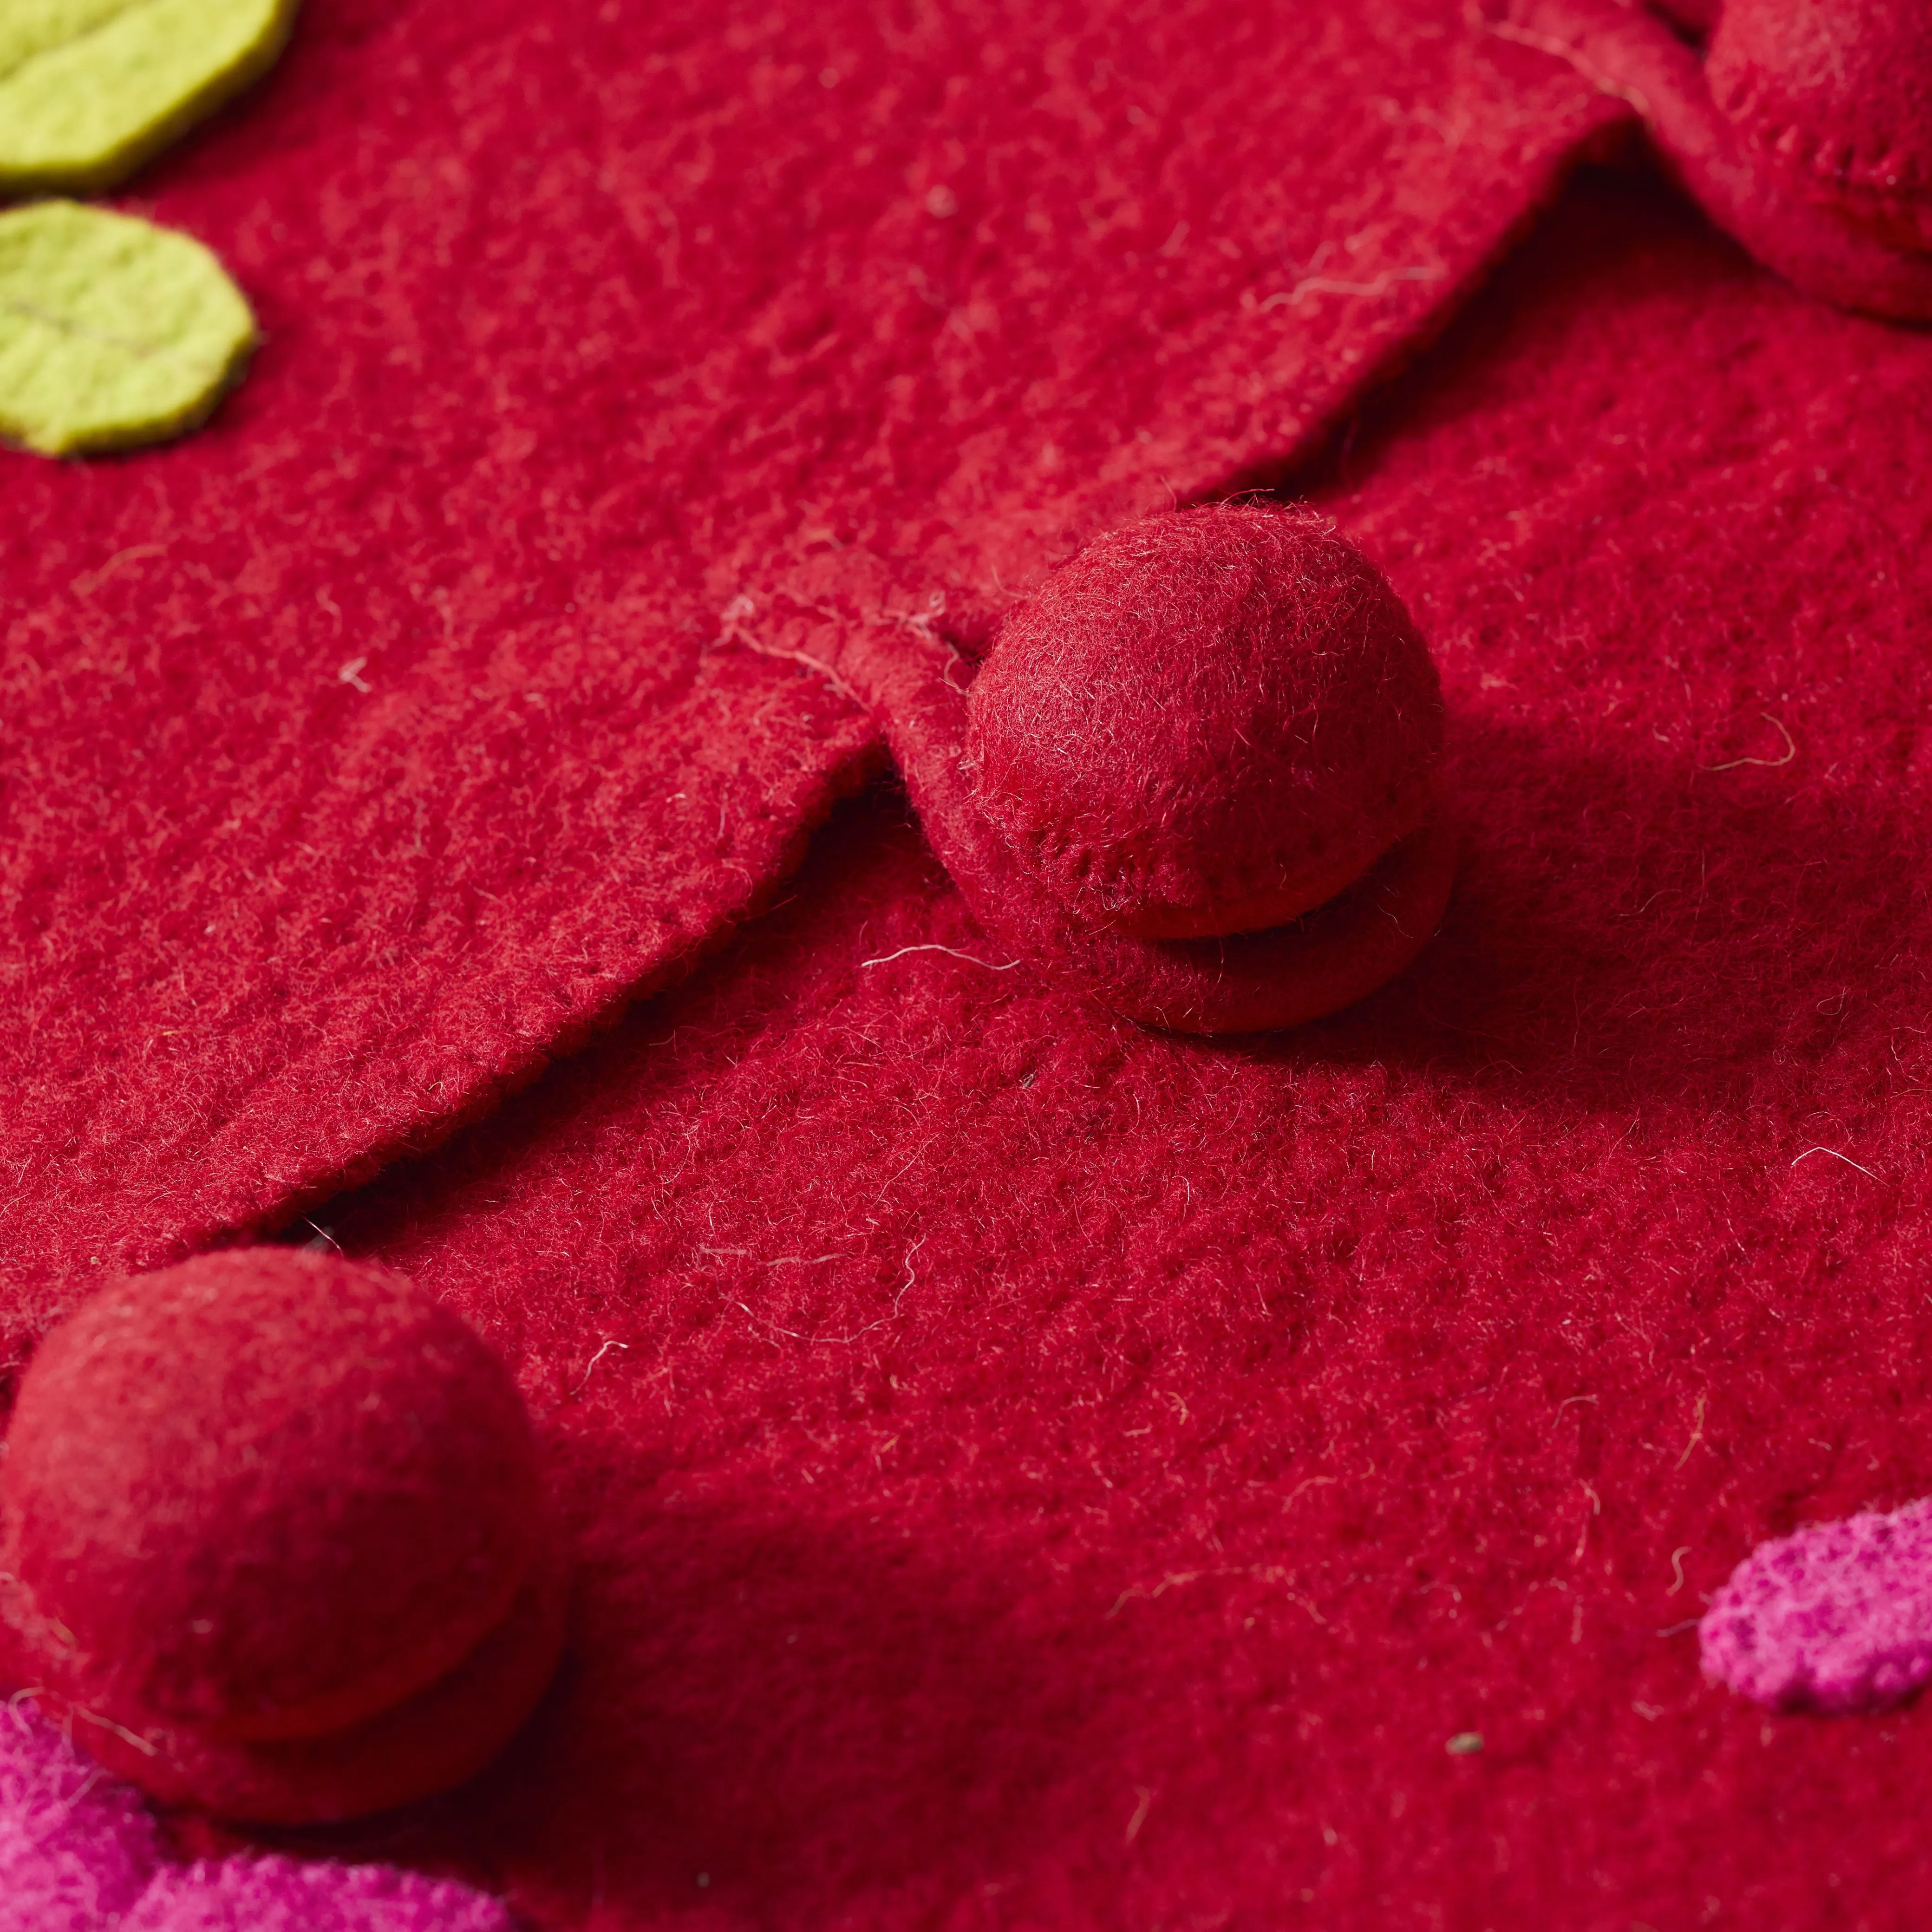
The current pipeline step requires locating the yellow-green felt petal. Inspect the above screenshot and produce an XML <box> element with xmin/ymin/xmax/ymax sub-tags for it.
<box><xmin>0</xmin><ymin>0</ymin><xmax>298</xmax><ymax>196</ymax></box>
<box><xmin>0</xmin><ymin>199</ymin><xmax>255</xmax><ymax>456</ymax></box>
<box><xmin>0</xmin><ymin>0</ymin><xmax>140</xmax><ymax>77</ymax></box>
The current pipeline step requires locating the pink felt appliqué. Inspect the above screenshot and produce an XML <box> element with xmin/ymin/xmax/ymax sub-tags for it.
<box><xmin>0</xmin><ymin>1701</ymin><xmax>512</xmax><ymax>1932</ymax></box>
<box><xmin>1701</xmin><ymin>1498</ymin><xmax>1932</xmax><ymax>1714</ymax></box>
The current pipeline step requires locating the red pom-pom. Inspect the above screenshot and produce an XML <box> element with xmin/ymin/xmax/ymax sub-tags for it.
<box><xmin>965</xmin><ymin>505</ymin><xmax>1444</xmax><ymax>940</ymax></box>
<box><xmin>0</xmin><ymin>1249</ymin><xmax>563</xmax><ymax>1821</ymax></box>
<box><xmin>1709</xmin><ymin>0</ymin><xmax>1932</xmax><ymax>252</ymax></box>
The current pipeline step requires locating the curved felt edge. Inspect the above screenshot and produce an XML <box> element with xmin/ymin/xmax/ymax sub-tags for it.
<box><xmin>32</xmin><ymin>1528</ymin><xmax>570</xmax><ymax>1825</ymax></box>
<box><xmin>838</xmin><ymin>613</ymin><xmax>1457</xmax><ymax>1035</ymax></box>
<box><xmin>1503</xmin><ymin>0</ymin><xmax>1932</xmax><ymax>320</ymax></box>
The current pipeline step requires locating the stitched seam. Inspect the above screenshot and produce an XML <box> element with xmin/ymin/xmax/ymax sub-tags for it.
<box><xmin>1714</xmin><ymin>67</ymin><xmax>1932</xmax><ymax>200</ymax></box>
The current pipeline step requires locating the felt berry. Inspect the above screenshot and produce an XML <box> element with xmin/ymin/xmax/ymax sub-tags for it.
<box><xmin>834</xmin><ymin>504</ymin><xmax>1457</xmax><ymax>1034</ymax></box>
<box><xmin>1707</xmin><ymin>0</ymin><xmax>1932</xmax><ymax>253</ymax></box>
<box><xmin>966</xmin><ymin>505</ymin><xmax>1445</xmax><ymax>941</ymax></box>
<box><xmin>0</xmin><ymin>1249</ymin><xmax>566</xmax><ymax>1823</ymax></box>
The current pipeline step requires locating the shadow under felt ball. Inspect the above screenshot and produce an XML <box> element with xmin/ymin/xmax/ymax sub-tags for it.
<box><xmin>0</xmin><ymin>1248</ymin><xmax>566</xmax><ymax>1824</ymax></box>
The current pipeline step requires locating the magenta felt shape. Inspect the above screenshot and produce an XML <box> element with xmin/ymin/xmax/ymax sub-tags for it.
<box><xmin>0</xmin><ymin>1702</ymin><xmax>513</xmax><ymax>1932</ymax></box>
<box><xmin>1701</xmin><ymin>1498</ymin><xmax>1932</xmax><ymax>1713</ymax></box>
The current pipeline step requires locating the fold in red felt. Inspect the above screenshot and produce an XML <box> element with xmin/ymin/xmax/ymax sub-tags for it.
<box><xmin>0</xmin><ymin>0</ymin><xmax>1621</xmax><ymax>1345</ymax></box>
<box><xmin>9</xmin><ymin>3</ymin><xmax>1932</xmax><ymax>1928</ymax></box>
<box><xmin>249</xmin><ymin>176</ymin><xmax>1932</xmax><ymax>1930</ymax></box>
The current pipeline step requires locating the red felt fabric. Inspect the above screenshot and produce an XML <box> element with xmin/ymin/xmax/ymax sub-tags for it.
<box><xmin>221</xmin><ymin>173</ymin><xmax>1932</xmax><ymax>1929</ymax></box>
<box><xmin>0</xmin><ymin>0</ymin><xmax>1618</xmax><ymax>1353</ymax></box>
<box><xmin>10</xmin><ymin>0</ymin><xmax>1932</xmax><ymax>1925</ymax></box>
<box><xmin>71</xmin><ymin>1532</ymin><xmax>570</xmax><ymax>1828</ymax></box>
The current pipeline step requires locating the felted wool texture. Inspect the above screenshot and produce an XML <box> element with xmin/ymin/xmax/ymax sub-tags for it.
<box><xmin>963</xmin><ymin>504</ymin><xmax>1445</xmax><ymax>940</ymax></box>
<box><xmin>0</xmin><ymin>1250</ymin><xmax>543</xmax><ymax>1745</ymax></box>
<box><xmin>0</xmin><ymin>0</ymin><xmax>299</xmax><ymax>196</ymax></box>
<box><xmin>1707</xmin><ymin>0</ymin><xmax>1932</xmax><ymax>252</ymax></box>
<box><xmin>0</xmin><ymin>0</ymin><xmax>1626</xmax><ymax>1357</ymax></box>
<box><xmin>0</xmin><ymin>1698</ymin><xmax>158</xmax><ymax>1931</ymax></box>
<box><xmin>121</xmin><ymin>1855</ymin><xmax>517</xmax><ymax>1932</ymax></box>
<box><xmin>0</xmin><ymin>1700</ymin><xmax>516</xmax><ymax>1930</ymax></box>
<box><xmin>0</xmin><ymin>201</ymin><xmax>256</xmax><ymax>456</ymax></box>
<box><xmin>1701</xmin><ymin>1498</ymin><xmax>1932</xmax><ymax>1715</ymax></box>
<box><xmin>258</xmin><ymin>173</ymin><xmax>1932</xmax><ymax>1931</ymax></box>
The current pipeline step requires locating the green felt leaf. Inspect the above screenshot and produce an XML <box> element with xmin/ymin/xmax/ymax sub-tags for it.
<box><xmin>0</xmin><ymin>199</ymin><xmax>254</xmax><ymax>456</ymax></box>
<box><xmin>0</xmin><ymin>0</ymin><xmax>298</xmax><ymax>195</ymax></box>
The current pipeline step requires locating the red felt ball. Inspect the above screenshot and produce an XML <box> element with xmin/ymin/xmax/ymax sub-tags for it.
<box><xmin>0</xmin><ymin>1249</ymin><xmax>562</xmax><ymax>1821</ymax></box>
<box><xmin>1709</xmin><ymin>0</ymin><xmax>1932</xmax><ymax>252</ymax></box>
<box><xmin>964</xmin><ymin>505</ymin><xmax>1444</xmax><ymax>941</ymax></box>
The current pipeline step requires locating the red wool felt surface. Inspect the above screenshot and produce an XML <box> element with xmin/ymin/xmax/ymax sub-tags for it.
<box><xmin>0</xmin><ymin>0</ymin><xmax>1620</xmax><ymax>1351</ymax></box>
<box><xmin>62</xmin><ymin>1532</ymin><xmax>571</xmax><ymax>1827</ymax></box>
<box><xmin>250</xmin><ymin>176</ymin><xmax>1932</xmax><ymax>1929</ymax></box>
